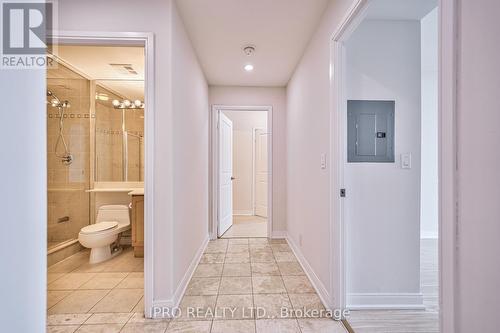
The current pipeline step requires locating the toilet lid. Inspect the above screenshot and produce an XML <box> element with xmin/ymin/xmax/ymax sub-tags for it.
<box><xmin>80</xmin><ymin>221</ymin><xmax>118</xmax><ymax>234</ymax></box>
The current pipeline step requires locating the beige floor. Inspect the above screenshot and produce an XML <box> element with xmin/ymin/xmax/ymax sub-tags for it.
<box><xmin>47</xmin><ymin>239</ymin><xmax>347</xmax><ymax>332</ymax></box>
<box><xmin>221</xmin><ymin>216</ymin><xmax>268</xmax><ymax>238</ymax></box>
<box><xmin>47</xmin><ymin>247</ymin><xmax>147</xmax><ymax>333</ymax></box>
<box><xmin>347</xmin><ymin>239</ymin><xmax>439</xmax><ymax>332</ymax></box>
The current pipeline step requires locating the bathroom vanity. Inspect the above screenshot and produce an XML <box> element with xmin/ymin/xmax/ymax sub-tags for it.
<box><xmin>129</xmin><ymin>189</ymin><xmax>144</xmax><ymax>257</ymax></box>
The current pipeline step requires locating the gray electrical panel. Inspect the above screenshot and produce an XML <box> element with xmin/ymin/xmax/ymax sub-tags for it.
<box><xmin>347</xmin><ymin>100</ymin><xmax>395</xmax><ymax>163</ymax></box>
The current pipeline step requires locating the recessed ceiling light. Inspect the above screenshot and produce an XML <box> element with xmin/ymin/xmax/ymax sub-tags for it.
<box><xmin>244</xmin><ymin>64</ymin><xmax>254</xmax><ymax>72</ymax></box>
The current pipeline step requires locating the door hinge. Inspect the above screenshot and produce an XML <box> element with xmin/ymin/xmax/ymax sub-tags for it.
<box><xmin>340</xmin><ymin>188</ymin><xmax>346</xmax><ymax>198</ymax></box>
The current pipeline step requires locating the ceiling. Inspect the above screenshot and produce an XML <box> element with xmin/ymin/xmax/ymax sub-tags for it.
<box><xmin>176</xmin><ymin>0</ymin><xmax>330</xmax><ymax>87</ymax></box>
<box><xmin>54</xmin><ymin>45</ymin><xmax>145</xmax><ymax>99</ymax></box>
<box><xmin>365</xmin><ymin>0</ymin><xmax>438</xmax><ymax>20</ymax></box>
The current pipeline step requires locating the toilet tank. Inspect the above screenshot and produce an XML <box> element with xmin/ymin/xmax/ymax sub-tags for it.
<box><xmin>96</xmin><ymin>205</ymin><xmax>130</xmax><ymax>226</ymax></box>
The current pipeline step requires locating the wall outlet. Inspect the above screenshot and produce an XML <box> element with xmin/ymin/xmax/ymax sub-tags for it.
<box><xmin>299</xmin><ymin>234</ymin><xmax>303</xmax><ymax>247</ymax></box>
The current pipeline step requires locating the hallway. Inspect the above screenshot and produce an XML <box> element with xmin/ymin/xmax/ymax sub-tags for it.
<box><xmin>174</xmin><ymin>238</ymin><xmax>347</xmax><ymax>332</ymax></box>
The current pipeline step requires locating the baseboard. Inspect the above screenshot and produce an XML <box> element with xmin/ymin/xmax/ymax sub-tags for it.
<box><xmin>149</xmin><ymin>235</ymin><xmax>209</xmax><ymax>318</ymax></box>
<box><xmin>271</xmin><ymin>230</ymin><xmax>287</xmax><ymax>239</ymax></box>
<box><xmin>347</xmin><ymin>292</ymin><xmax>425</xmax><ymax>310</ymax></box>
<box><xmin>286</xmin><ymin>234</ymin><xmax>333</xmax><ymax>310</ymax></box>
<box><xmin>233</xmin><ymin>210</ymin><xmax>254</xmax><ymax>216</ymax></box>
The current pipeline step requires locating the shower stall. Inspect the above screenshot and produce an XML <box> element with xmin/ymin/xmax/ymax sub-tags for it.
<box><xmin>47</xmin><ymin>62</ymin><xmax>91</xmax><ymax>254</ymax></box>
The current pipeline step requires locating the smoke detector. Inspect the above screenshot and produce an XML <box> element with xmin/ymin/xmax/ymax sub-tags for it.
<box><xmin>243</xmin><ymin>45</ymin><xmax>256</xmax><ymax>56</ymax></box>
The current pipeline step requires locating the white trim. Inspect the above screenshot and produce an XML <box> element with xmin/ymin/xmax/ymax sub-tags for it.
<box><xmin>271</xmin><ymin>231</ymin><xmax>287</xmax><ymax>239</ymax></box>
<box><xmin>438</xmin><ymin>1</ymin><xmax>459</xmax><ymax>332</ymax></box>
<box><xmin>347</xmin><ymin>293</ymin><xmax>425</xmax><ymax>310</ymax></box>
<box><xmin>171</xmin><ymin>236</ymin><xmax>209</xmax><ymax>312</ymax></box>
<box><xmin>287</xmin><ymin>235</ymin><xmax>333</xmax><ymax>310</ymax></box>
<box><xmin>329</xmin><ymin>0</ymin><xmax>370</xmax><ymax>312</ymax></box>
<box><xmin>329</xmin><ymin>2</ymin><xmax>458</xmax><ymax>329</ymax></box>
<box><xmin>150</xmin><ymin>236</ymin><xmax>209</xmax><ymax>318</ymax></box>
<box><xmin>49</xmin><ymin>31</ymin><xmax>156</xmax><ymax>319</ymax></box>
<box><xmin>210</xmin><ymin>105</ymin><xmax>273</xmax><ymax>240</ymax></box>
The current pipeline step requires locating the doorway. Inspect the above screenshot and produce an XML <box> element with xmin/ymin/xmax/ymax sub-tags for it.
<box><xmin>330</xmin><ymin>0</ymin><xmax>440</xmax><ymax>331</ymax></box>
<box><xmin>210</xmin><ymin>106</ymin><xmax>273</xmax><ymax>239</ymax></box>
<box><xmin>45</xmin><ymin>31</ymin><xmax>155</xmax><ymax>320</ymax></box>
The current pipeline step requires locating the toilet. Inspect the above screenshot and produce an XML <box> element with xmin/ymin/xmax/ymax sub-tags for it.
<box><xmin>78</xmin><ymin>205</ymin><xmax>131</xmax><ymax>264</ymax></box>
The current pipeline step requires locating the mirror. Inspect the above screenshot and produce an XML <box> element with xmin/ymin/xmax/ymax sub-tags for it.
<box><xmin>94</xmin><ymin>80</ymin><xmax>144</xmax><ymax>182</ymax></box>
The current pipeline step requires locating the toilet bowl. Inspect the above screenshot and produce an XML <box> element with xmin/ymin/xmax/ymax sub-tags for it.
<box><xmin>78</xmin><ymin>205</ymin><xmax>131</xmax><ymax>264</ymax></box>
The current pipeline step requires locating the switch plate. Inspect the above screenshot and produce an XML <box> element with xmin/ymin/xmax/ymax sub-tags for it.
<box><xmin>321</xmin><ymin>154</ymin><xmax>327</xmax><ymax>169</ymax></box>
<box><xmin>401</xmin><ymin>153</ymin><xmax>412</xmax><ymax>169</ymax></box>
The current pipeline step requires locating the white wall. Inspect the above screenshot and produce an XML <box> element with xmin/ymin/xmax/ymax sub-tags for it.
<box><xmin>171</xmin><ymin>0</ymin><xmax>210</xmax><ymax>302</ymax></box>
<box><xmin>344</xmin><ymin>20</ymin><xmax>422</xmax><ymax>306</ymax></box>
<box><xmin>420</xmin><ymin>8</ymin><xmax>438</xmax><ymax>239</ymax></box>
<box><xmin>0</xmin><ymin>5</ymin><xmax>46</xmax><ymax>331</ymax></box>
<box><xmin>57</xmin><ymin>0</ymin><xmax>209</xmax><ymax>311</ymax></box>
<box><xmin>223</xmin><ymin>111</ymin><xmax>267</xmax><ymax>215</ymax></box>
<box><xmin>286</xmin><ymin>0</ymin><xmax>356</xmax><ymax>304</ymax></box>
<box><xmin>456</xmin><ymin>0</ymin><xmax>500</xmax><ymax>331</ymax></box>
<box><xmin>209</xmin><ymin>86</ymin><xmax>287</xmax><ymax>232</ymax></box>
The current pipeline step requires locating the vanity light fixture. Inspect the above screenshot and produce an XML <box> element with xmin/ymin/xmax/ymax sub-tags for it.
<box><xmin>112</xmin><ymin>99</ymin><xmax>145</xmax><ymax>110</ymax></box>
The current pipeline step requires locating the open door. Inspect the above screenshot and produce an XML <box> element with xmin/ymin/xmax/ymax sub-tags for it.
<box><xmin>254</xmin><ymin>129</ymin><xmax>268</xmax><ymax>217</ymax></box>
<box><xmin>218</xmin><ymin>112</ymin><xmax>234</xmax><ymax>237</ymax></box>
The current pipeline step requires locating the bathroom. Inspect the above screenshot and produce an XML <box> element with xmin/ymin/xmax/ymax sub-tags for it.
<box><xmin>46</xmin><ymin>45</ymin><xmax>147</xmax><ymax>317</ymax></box>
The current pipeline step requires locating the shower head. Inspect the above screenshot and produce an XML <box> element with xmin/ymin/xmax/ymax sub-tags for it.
<box><xmin>47</xmin><ymin>90</ymin><xmax>70</xmax><ymax>108</ymax></box>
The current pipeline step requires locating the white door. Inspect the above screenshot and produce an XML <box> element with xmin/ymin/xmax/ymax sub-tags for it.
<box><xmin>218</xmin><ymin>113</ymin><xmax>234</xmax><ymax>236</ymax></box>
<box><xmin>254</xmin><ymin>129</ymin><xmax>268</xmax><ymax>218</ymax></box>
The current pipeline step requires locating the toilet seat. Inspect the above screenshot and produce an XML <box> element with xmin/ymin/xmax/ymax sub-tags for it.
<box><xmin>80</xmin><ymin>221</ymin><xmax>118</xmax><ymax>234</ymax></box>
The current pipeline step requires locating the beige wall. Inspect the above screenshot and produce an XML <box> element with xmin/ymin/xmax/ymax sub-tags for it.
<box><xmin>223</xmin><ymin>111</ymin><xmax>267</xmax><ymax>215</ymax></box>
<box><xmin>209</xmin><ymin>86</ymin><xmax>287</xmax><ymax>232</ymax></box>
<box><xmin>171</xmin><ymin>0</ymin><xmax>210</xmax><ymax>303</ymax></box>
<box><xmin>286</xmin><ymin>0</ymin><xmax>354</xmax><ymax>299</ymax></box>
<box><xmin>456</xmin><ymin>0</ymin><xmax>500</xmax><ymax>331</ymax></box>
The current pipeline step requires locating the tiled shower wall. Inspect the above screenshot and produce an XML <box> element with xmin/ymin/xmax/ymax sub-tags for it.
<box><xmin>47</xmin><ymin>63</ymin><xmax>90</xmax><ymax>249</ymax></box>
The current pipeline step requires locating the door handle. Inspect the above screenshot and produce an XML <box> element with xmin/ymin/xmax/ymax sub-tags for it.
<box><xmin>231</xmin><ymin>177</ymin><xmax>235</xmax><ymax>180</ymax></box>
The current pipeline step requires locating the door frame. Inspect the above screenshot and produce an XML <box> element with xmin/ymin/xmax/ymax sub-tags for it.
<box><xmin>329</xmin><ymin>0</ymin><xmax>458</xmax><ymax>332</ymax></box>
<box><xmin>209</xmin><ymin>105</ymin><xmax>273</xmax><ymax>240</ymax></box>
<box><xmin>49</xmin><ymin>31</ymin><xmax>155</xmax><ymax>317</ymax></box>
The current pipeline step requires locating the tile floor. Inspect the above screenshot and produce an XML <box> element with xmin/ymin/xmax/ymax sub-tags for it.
<box><xmin>47</xmin><ymin>247</ymin><xmax>147</xmax><ymax>333</ymax></box>
<box><xmin>221</xmin><ymin>216</ymin><xmax>268</xmax><ymax>238</ymax></box>
<box><xmin>47</xmin><ymin>239</ymin><xmax>347</xmax><ymax>332</ymax></box>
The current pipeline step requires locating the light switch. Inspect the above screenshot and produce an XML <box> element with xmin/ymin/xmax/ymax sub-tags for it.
<box><xmin>401</xmin><ymin>153</ymin><xmax>412</xmax><ymax>169</ymax></box>
<box><xmin>321</xmin><ymin>154</ymin><xmax>327</xmax><ymax>169</ymax></box>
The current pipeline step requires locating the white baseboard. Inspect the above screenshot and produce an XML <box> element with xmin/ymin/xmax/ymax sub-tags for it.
<box><xmin>286</xmin><ymin>234</ymin><xmax>333</xmax><ymax>310</ymax></box>
<box><xmin>347</xmin><ymin>293</ymin><xmax>425</xmax><ymax>310</ymax></box>
<box><xmin>149</xmin><ymin>235</ymin><xmax>209</xmax><ymax>318</ymax></box>
<box><xmin>271</xmin><ymin>230</ymin><xmax>287</xmax><ymax>239</ymax></box>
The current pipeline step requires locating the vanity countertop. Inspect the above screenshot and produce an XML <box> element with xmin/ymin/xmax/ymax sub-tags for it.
<box><xmin>128</xmin><ymin>189</ymin><xmax>144</xmax><ymax>196</ymax></box>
